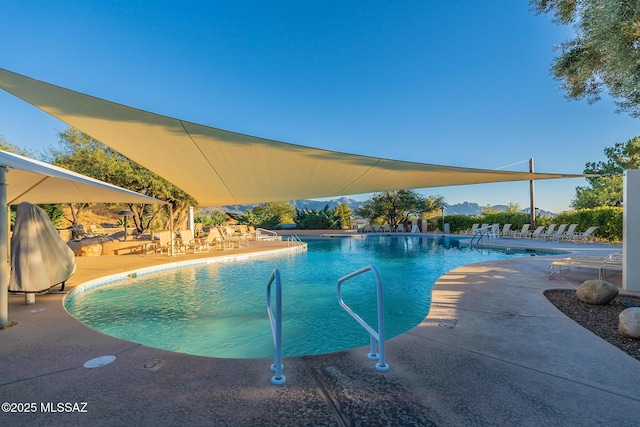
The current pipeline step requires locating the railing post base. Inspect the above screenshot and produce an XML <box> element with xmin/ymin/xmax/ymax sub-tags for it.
<box><xmin>375</xmin><ymin>362</ymin><xmax>390</xmax><ymax>372</ymax></box>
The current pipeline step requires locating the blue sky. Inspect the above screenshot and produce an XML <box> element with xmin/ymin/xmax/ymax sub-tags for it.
<box><xmin>1</xmin><ymin>1</ymin><xmax>638</xmax><ymax>213</ymax></box>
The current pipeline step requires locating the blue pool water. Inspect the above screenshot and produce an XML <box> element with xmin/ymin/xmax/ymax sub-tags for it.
<box><xmin>65</xmin><ymin>235</ymin><xmax>539</xmax><ymax>359</ymax></box>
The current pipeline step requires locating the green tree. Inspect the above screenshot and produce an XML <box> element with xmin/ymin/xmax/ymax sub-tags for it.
<box><xmin>480</xmin><ymin>204</ymin><xmax>499</xmax><ymax>214</ymax></box>
<box><xmin>294</xmin><ymin>205</ymin><xmax>343</xmax><ymax>230</ymax></box>
<box><xmin>572</xmin><ymin>136</ymin><xmax>640</xmax><ymax>208</ymax></box>
<box><xmin>235</xmin><ymin>202</ymin><xmax>294</xmax><ymax>229</ymax></box>
<box><xmin>506</xmin><ymin>202</ymin><xmax>521</xmax><ymax>213</ymax></box>
<box><xmin>0</xmin><ymin>135</ymin><xmax>31</xmax><ymax>156</ymax></box>
<box><xmin>195</xmin><ymin>210</ymin><xmax>228</xmax><ymax>227</ymax></box>
<box><xmin>48</xmin><ymin>127</ymin><xmax>196</xmax><ymax>232</ymax></box>
<box><xmin>1</xmin><ymin>135</ymin><xmax>63</xmax><ymax>226</ymax></box>
<box><xmin>532</xmin><ymin>0</ymin><xmax>640</xmax><ymax>117</ymax></box>
<box><xmin>264</xmin><ymin>201</ymin><xmax>295</xmax><ymax>224</ymax></box>
<box><xmin>334</xmin><ymin>203</ymin><xmax>353</xmax><ymax>229</ymax></box>
<box><xmin>357</xmin><ymin>190</ymin><xmax>444</xmax><ymax>229</ymax></box>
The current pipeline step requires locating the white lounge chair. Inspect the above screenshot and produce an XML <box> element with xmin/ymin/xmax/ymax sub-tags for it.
<box><xmin>554</xmin><ymin>224</ymin><xmax>578</xmax><ymax>241</ymax></box>
<box><xmin>511</xmin><ymin>224</ymin><xmax>530</xmax><ymax>238</ymax></box>
<box><xmin>538</xmin><ymin>224</ymin><xmax>556</xmax><ymax>240</ymax></box>
<box><xmin>571</xmin><ymin>226</ymin><xmax>598</xmax><ymax>243</ymax></box>
<box><xmin>464</xmin><ymin>223</ymin><xmax>480</xmax><ymax>235</ymax></box>
<box><xmin>530</xmin><ymin>225</ymin><xmax>546</xmax><ymax>239</ymax></box>
<box><xmin>542</xmin><ymin>224</ymin><xmax>566</xmax><ymax>240</ymax></box>
<box><xmin>500</xmin><ymin>224</ymin><xmax>512</xmax><ymax>237</ymax></box>
<box><xmin>179</xmin><ymin>229</ymin><xmax>206</xmax><ymax>254</ymax></box>
<box><xmin>548</xmin><ymin>252</ymin><xmax>621</xmax><ymax>279</ymax></box>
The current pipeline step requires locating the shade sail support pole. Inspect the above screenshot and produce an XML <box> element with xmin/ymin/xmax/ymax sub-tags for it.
<box><xmin>0</xmin><ymin>167</ymin><xmax>8</xmax><ymax>327</ymax></box>
<box><xmin>529</xmin><ymin>158</ymin><xmax>535</xmax><ymax>232</ymax></box>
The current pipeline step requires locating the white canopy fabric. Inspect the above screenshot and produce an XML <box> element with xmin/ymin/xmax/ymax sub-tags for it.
<box><xmin>0</xmin><ymin>150</ymin><xmax>166</xmax><ymax>326</ymax></box>
<box><xmin>0</xmin><ymin>149</ymin><xmax>166</xmax><ymax>205</ymax></box>
<box><xmin>0</xmin><ymin>149</ymin><xmax>167</xmax><ymax>205</ymax></box>
<box><xmin>0</xmin><ymin>68</ymin><xmax>586</xmax><ymax>207</ymax></box>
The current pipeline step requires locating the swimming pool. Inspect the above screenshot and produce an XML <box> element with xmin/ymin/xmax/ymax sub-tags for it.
<box><xmin>65</xmin><ymin>235</ymin><xmax>541</xmax><ymax>359</ymax></box>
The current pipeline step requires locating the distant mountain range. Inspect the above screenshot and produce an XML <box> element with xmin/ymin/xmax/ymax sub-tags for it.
<box><xmin>200</xmin><ymin>198</ymin><xmax>555</xmax><ymax>217</ymax></box>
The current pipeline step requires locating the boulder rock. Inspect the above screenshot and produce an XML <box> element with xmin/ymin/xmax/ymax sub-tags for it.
<box><xmin>576</xmin><ymin>280</ymin><xmax>618</xmax><ymax>305</ymax></box>
<box><xmin>67</xmin><ymin>236</ymin><xmax>115</xmax><ymax>257</ymax></box>
<box><xmin>619</xmin><ymin>307</ymin><xmax>640</xmax><ymax>339</ymax></box>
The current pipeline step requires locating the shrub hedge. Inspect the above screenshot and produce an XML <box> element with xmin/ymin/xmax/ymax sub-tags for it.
<box><xmin>431</xmin><ymin>207</ymin><xmax>622</xmax><ymax>242</ymax></box>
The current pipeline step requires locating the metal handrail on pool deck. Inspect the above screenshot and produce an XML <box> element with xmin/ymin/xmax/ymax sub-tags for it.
<box><xmin>266</xmin><ymin>269</ymin><xmax>285</xmax><ymax>384</ymax></box>
<box><xmin>337</xmin><ymin>265</ymin><xmax>389</xmax><ymax>372</ymax></box>
<box><xmin>470</xmin><ymin>225</ymin><xmax>496</xmax><ymax>246</ymax></box>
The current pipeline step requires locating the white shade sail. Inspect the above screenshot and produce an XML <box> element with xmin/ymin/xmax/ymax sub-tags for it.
<box><xmin>0</xmin><ymin>149</ymin><xmax>165</xmax><ymax>327</ymax></box>
<box><xmin>0</xmin><ymin>149</ymin><xmax>166</xmax><ymax>205</ymax></box>
<box><xmin>0</xmin><ymin>68</ymin><xmax>586</xmax><ymax>207</ymax></box>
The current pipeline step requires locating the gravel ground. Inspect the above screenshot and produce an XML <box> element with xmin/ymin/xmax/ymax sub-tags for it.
<box><xmin>545</xmin><ymin>290</ymin><xmax>640</xmax><ymax>361</ymax></box>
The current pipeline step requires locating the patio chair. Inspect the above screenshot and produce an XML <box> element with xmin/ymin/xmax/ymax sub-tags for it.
<box><xmin>373</xmin><ymin>225</ymin><xmax>383</xmax><ymax>233</ymax></box>
<box><xmin>209</xmin><ymin>227</ymin><xmax>233</xmax><ymax>250</ymax></box>
<box><xmin>571</xmin><ymin>226</ymin><xmax>598</xmax><ymax>243</ymax></box>
<box><xmin>530</xmin><ymin>225</ymin><xmax>546</xmax><ymax>239</ymax></box>
<box><xmin>511</xmin><ymin>224</ymin><xmax>530</xmax><ymax>238</ymax></box>
<box><xmin>499</xmin><ymin>224</ymin><xmax>512</xmax><ymax>237</ymax></box>
<box><xmin>538</xmin><ymin>224</ymin><xmax>556</xmax><ymax>240</ymax></box>
<box><xmin>363</xmin><ymin>224</ymin><xmax>373</xmax><ymax>233</ymax></box>
<box><xmin>542</xmin><ymin>224</ymin><xmax>566</xmax><ymax>240</ymax></box>
<box><xmin>87</xmin><ymin>224</ymin><xmax>109</xmax><ymax>236</ymax></box>
<box><xmin>383</xmin><ymin>224</ymin><xmax>392</xmax><ymax>232</ymax></box>
<box><xmin>396</xmin><ymin>224</ymin><xmax>405</xmax><ymax>232</ymax></box>
<box><xmin>146</xmin><ymin>230</ymin><xmax>179</xmax><ymax>256</ymax></box>
<box><xmin>554</xmin><ymin>224</ymin><xmax>578</xmax><ymax>241</ymax></box>
<box><xmin>178</xmin><ymin>229</ymin><xmax>206</xmax><ymax>254</ymax></box>
<box><xmin>548</xmin><ymin>252</ymin><xmax>621</xmax><ymax>279</ymax></box>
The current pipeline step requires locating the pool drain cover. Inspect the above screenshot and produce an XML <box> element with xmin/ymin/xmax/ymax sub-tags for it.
<box><xmin>83</xmin><ymin>355</ymin><xmax>116</xmax><ymax>368</ymax></box>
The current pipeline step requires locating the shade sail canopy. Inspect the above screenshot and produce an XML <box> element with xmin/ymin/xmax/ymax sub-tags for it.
<box><xmin>0</xmin><ymin>149</ymin><xmax>166</xmax><ymax>205</ymax></box>
<box><xmin>0</xmin><ymin>68</ymin><xmax>586</xmax><ymax>206</ymax></box>
<box><xmin>0</xmin><ymin>148</ymin><xmax>165</xmax><ymax>327</ymax></box>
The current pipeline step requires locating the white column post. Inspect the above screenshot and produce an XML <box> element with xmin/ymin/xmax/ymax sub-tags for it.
<box><xmin>623</xmin><ymin>169</ymin><xmax>640</xmax><ymax>291</ymax></box>
<box><xmin>0</xmin><ymin>167</ymin><xmax>8</xmax><ymax>327</ymax></box>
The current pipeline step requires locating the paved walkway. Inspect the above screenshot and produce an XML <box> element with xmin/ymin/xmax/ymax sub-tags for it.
<box><xmin>1</xmin><ymin>235</ymin><xmax>639</xmax><ymax>426</ymax></box>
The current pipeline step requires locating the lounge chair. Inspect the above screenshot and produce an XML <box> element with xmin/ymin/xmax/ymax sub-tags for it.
<box><xmin>571</xmin><ymin>226</ymin><xmax>598</xmax><ymax>243</ymax></box>
<box><xmin>554</xmin><ymin>224</ymin><xmax>578</xmax><ymax>241</ymax></box>
<box><xmin>548</xmin><ymin>252</ymin><xmax>622</xmax><ymax>279</ymax></box>
<box><xmin>199</xmin><ymin>229</ymin><xmax>223</xmax><ymax>250</ymax></box>
<box><xmin>87</xmin><ymin>224</ymin><xmax>109</xmax><ymax>236</ymax></box>
<box><xmin>219</xmin><ymin>226</ymin><xmax>247</xmax><ymax>248</ymax></box>
<box><xmin>529</xmin><ymin>225</ymin><xmax>546</xmax><ymax>239</ymax></box>
<box><xmin>538</xmin><ymin>224</ymin><xmax>556</xmax><ymax>240</ymax></box>
<box><xmin>383</xmin><ymin>224</ymin><xmax>392</xmax><ymax>233</ymax></box>
<box><xmin>542</xmin><ymin>224</ymin><xmax>566</xmax><ymax>240</ymax></box>
<box><xmin>209</xmin><ymin>227</ymin><xmax>233</xmax><ymax>250</ymax></box>
<box><xmin>396</xmin><ymin>224</ymin><xmax>405</xmax><ymax>233</ymax></box>
<box><xmin>373</xmin><ymin>225</ymin><xmax>383</xmax><ymax>233</ymax></box>
<box><xmin>463</xmin><ymin>223</ymin><xmax>480</xmax><ymax>235</ymax></box>
<box><xmin>179</xmin><ymin>229</ymin><xmax>206</xmax><ymax>254</ymax></box>
<box><xmin>146</xmin><ymin>230</ymin><xmax>179</xmax><ymax>256</ymax></box>
<box><xmin>499</xmin><ymin>224</ymin><xmax>512</xmax><ymax>237</ymax></box>
<box><xmin>511</xmin><ymin>224</ymin><xmax>530</xmax><ymax>238</ymax></box>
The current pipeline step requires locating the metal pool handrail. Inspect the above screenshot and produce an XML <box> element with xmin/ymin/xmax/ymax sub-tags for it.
<box><xmin>286</xmin><ymin>234</ymin><xmax>304</xmax><ymax>249</ymax></box>
<box><xmin>337</xmin><ymin>265</ymin><xmax>389</xmax><ymax>372</ymax></box>
<box><xmin>267</xmin><ymin>269</ymin><xmax>285</xmax><ymax>384</ymax></box>
<box><xmin>470</xmin><ymin>225</ymin><xmax>493</xmax><ymax>245</ymax></box>
<box><xmin>256</xmin><ymin>228</ymin><xmax>278</xmax><ymax>241</ymax></box>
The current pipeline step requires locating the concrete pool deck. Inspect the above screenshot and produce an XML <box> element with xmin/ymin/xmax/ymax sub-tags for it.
<box><xmin>1</xmin><ymin>233</ymin><xmax>639</xmax><ymax>426</ymax></box>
